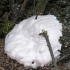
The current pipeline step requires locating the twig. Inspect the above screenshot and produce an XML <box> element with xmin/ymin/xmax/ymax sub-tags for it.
<box><xmin>50</xmin><ymin>53</ymin><xmax>70</xmax><ymax>67</ymax></box>
<box><xmin>35</xmin><ymin>0</ymin><xmax>49</xmax><ymax>19</ymax></box>
<box><xmin>33</xmin><ymin>0</ymin><xmax>36</xmax><ymax>15</ymax></box>
<box><xmin>34</xmin><ymin>0</ymin><xmax>38</xmax><ymax>19</ymax></box>
<box><xmin>39</xmin><ymin>30</ymin><xmax>58</xmax><ymax>70</ymax></box>
<box><xmin>35</xmin><ymin>14</ymin><xmax>38</xmax><ymax>19</ymax></box>
<box><xmin>57</xmin><ymin>53</ymin><xmax>70</xmax><ymax>63</ymax></box>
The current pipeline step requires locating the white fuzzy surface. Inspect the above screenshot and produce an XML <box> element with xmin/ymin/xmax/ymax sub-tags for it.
<box><xmin>4</xmin><ymin>15</ymin><xmax>62</xmax><ymax>68</ymax></box>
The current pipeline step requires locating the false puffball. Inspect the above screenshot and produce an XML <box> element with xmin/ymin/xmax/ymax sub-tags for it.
<box><xmin>4</xmin><ymin>15</ymin><xmax>62</xmax><ymax>68</ymax></box>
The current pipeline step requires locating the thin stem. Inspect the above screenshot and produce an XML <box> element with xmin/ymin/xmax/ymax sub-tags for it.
<box><xmin>34</xmin><ymin>0</ymin><xmax>35</xmax><ymax>15</ymax></box>
<box><xmin>40</xmin><ymin>30</ymin><xmax>58</xmax><ymax>70</ymax></box>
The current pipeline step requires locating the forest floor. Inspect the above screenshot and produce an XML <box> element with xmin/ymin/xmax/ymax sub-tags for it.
<box><xmin>0</xmin><ymin>39</ymin><xmax>70</xmax><ymax>70</ymax></box>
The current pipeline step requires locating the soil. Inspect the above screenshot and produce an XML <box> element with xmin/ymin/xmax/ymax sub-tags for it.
<box><xmin>0</xmin><ymin>39</ymin><xmax>70</xmax><ymax>70</ymax></box>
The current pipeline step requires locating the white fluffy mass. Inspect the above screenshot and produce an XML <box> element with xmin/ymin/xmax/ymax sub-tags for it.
<box><xmin>4</xmin><ymin>15</ymin><xmax>62</xmax><ymax>68</ymax></box>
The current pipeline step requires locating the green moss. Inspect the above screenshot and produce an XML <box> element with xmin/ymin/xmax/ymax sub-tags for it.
<box><xmin>2</xmin><ymin>18</ymin><xmax>14</xmax><ymax>35</ymax></box>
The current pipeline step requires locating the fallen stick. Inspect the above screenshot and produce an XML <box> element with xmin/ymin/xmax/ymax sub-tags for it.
<box><xmin>39</xmin><ymin>30</ymin><xmax>58</xmax><ymax>70</ymax></box>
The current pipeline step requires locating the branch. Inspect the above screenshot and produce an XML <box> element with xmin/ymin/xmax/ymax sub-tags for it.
<box><xmin>57</xmin><ymin>54</ymin><xmax>70</xmax><ymax>63</ymax></box>
<box><xmin>39</xmin><ymin>30</ymin><xmax>58</xmax><ymax>70</ymax></box>
<box><xmin>35</xmin><ymin>0</ymin><xmax>49</xmax><ymax>19</ymax></box>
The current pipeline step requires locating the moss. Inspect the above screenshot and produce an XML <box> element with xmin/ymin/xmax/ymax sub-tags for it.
<box><xmin>1</xmin><ymin>18</ymin><xmax>14</xmax><ymax>38</ymax></box>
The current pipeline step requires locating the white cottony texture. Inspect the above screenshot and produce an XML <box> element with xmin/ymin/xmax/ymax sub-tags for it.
<box><xmin>5</xmin><ymin>15</ymin><xmax>62</xmax><ymax>68</ymax></box>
